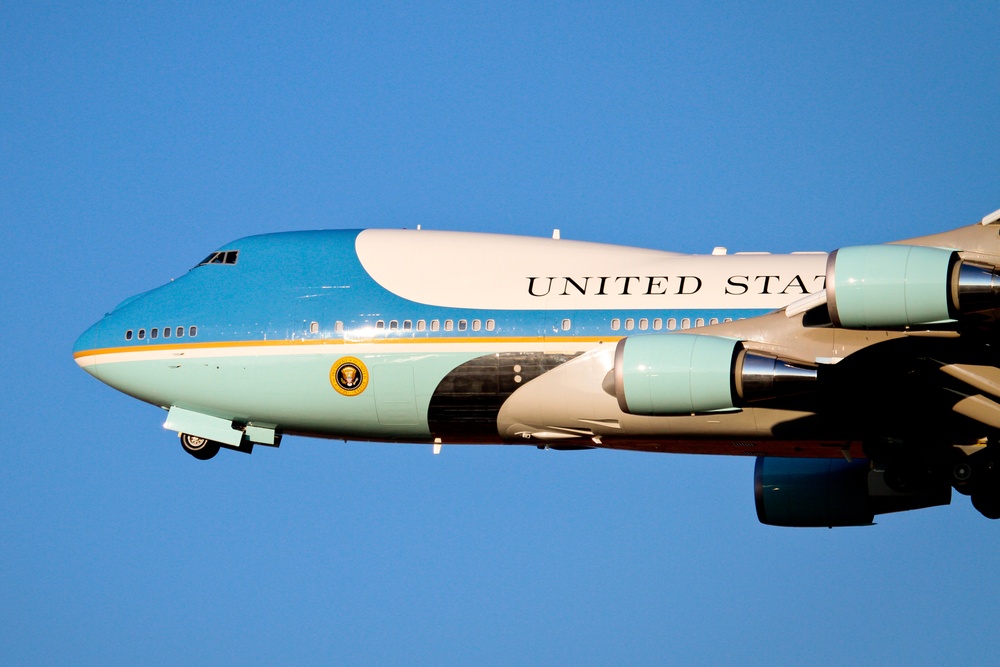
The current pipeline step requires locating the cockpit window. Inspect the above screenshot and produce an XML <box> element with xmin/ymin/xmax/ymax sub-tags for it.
<box><xmin>196</xmin><ymin>250</ymin><xmax>239</xmax><ymax>267</ymax></box>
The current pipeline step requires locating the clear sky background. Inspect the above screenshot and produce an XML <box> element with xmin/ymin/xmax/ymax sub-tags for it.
<box><xmin>3</xmin><ymin>2</ymin><xmax>1000</xmax><ymax>664</ymax></box>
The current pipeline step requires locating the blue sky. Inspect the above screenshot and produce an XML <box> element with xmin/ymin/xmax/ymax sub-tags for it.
<box><xmin>3</xmin><ymin>2</ymin><xmax>1000</xmax><ymax>664</ymax></box>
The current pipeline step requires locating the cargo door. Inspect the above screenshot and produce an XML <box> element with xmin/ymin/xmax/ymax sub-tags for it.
<box><xmin>374</xmin><ymin>365</ymin><xmax>419</xmax><ymax>426</ymax></box>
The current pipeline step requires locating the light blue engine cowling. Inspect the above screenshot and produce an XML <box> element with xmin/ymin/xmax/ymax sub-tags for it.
<box><xmin>614</xmin><ymin>334</ymin><xmax>741</xmax><ymax>415</ymax></box>
<box><xmin>611</xmin><ymin>334</ymin><xmax>820</xmax><ymax>416</ymax></box>
<box><xmin>826</xmin><ymin>244</ymin><xmax>1000</xmax><ymax>329</ymax></box>
<box><xmin>755</xmin><ymin>458</ymin><xmax>873</xmax><ymax>527</ymax></box>
<box><xmin>754</xmin><ymin>457</ymin><xmax>951</xmax><ymax>528</ymax></box>
<box><xmin>826</xmin><ymin>245</ymin><xmax>955</xmax><ymax>329</ymax></box>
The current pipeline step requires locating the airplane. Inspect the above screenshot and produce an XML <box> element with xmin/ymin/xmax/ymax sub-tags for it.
<box><xmin>74</xmin><ymin>208</ymin><xmax>1000</xmax><ymax>527</ymax></box>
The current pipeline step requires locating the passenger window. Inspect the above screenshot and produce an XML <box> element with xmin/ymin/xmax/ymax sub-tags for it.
<box><xmin>176</xmin><ymin>326</ymin><xmax>184</xmax><ymax>338</ymax></box>
<box><xmin>416</xmin><ymin>320</ymin><xmax>426</xmax><ymax>332</ymax></box>
<box><xmin>472</xmin><ymin>320</ymin><xmax>481</xmax><ymax>331</ymax></box>
<box><xmin>430</xmin><ymin>320</ymin><xmax>440</xmax><ymax>332</ymax></box>
<box><xmin>458</xmin><ymin>320</ymin><xmax>467</xmax><ymax>331</ymax></box>
<box><xmin>667</xmin><ymin>318</ymin><xmax>676</xmax><ymax>330</ymax></box>
<box><xmin>444</xmin><ymin>320</ymin><xmax>454</xmax><ymax>332</ymax></box>
<box><xmin>681</xmin><ymin>318</ymin><xmax>690</xmax><ymax>330</ymax></box>
<box><xmin>695</xmin><ymin>318</ymin><xmax>705</xmax><ymax>327</ymax></box>
<box><xmin>653</xmin><ymin>318</ymin><xmax>662</xmax><ymax>330</ymax></box>
<box><xmin>724</xmin><ymin>318</ymin><xmax>733</xmax><ymax>323</ymax></box>
<box><xmin>125</xmin><ymin>330</ymin><xmax>133</xmax><ymax>341</ymax></box>
<box><xmin>403</xmin><ymin>320</ymin><xmax>412</xmax><ymax>331</ymax></box>
<box><xmin>163</xmin><ymin>327</ymin><xmax>171</xmax><ymax>339</ymax></box>
<box><xmin>376</xmin><ymin>321</ymin><xmax>385</xmax><ymax>330</ymax></box>
<box><xmin>151</xmin><ymin>328</ymin><xmax>158</xmax><ymax>339</ymax></box>
<box><xmin>638</xmin><ymin>318</ymin><xmax>648</xmax><ymax>330</ymax></box>
<box><xmin>310</xmin><ymin>321</ymin><xmax>319</xmax><ymax>334</ymax></box>
<box><xmin>189</xmin><ymin>326</ymin><xmax>197</xmax><ymax>337</ymax></box>
<box><xmin>485</xmin><ymin>319</ymin><xmax>495</xmax><ymax>331</ymax></box>
<box><xmin>561</xmin><ymin>318</ymin><xmax>571</xmax><ymax>331</ymax></box>
<box><xmin>709</xmin><ymin>318</ymin><xmax>719</xmax><ymax>325</ymax></box>
<box><xmin>138</xmin><ymin>329</ymin><xmax>146</xmax><ymax>340</ymax></box>
<box><xmin>334</xmin><ymin>321</ymin><xmax>344</xmax><ymax>333</ymax></box>
<box><xmin>625</xmin><ymin>318</ymin><xmax>634</xmax><ymax>331</ymax></box>
<box><xmin>389</xmin><ymin>320</ymin><xmax>398</xmax><ymax>330</ymax></box>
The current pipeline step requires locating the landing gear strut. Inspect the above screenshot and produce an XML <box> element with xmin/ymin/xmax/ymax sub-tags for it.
<box><xmin>180</xmin><ymin>433</ymin><xmax>221</xmax><ymax>460</ymax></box>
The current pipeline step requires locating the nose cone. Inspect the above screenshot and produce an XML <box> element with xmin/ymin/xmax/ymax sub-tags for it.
<box><xmin>73</xmin><ymin>317</ymin><xmax>105</xmax><ymax>379</ymax></box>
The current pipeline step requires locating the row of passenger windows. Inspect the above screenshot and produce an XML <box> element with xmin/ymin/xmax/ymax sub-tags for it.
<box><xmin>610</xmin><ymin>317</ymin><xmax>731</xmax><ymax>331</ymax></box>
<box><xmin>316</xmin><ymin>317</ymin><xmax>728</xmax><ymax>335</ymax></box>
<box><xmin>122</xmin><ymin>317</ymin><xmax>730</xmax><ymax>341</ymax></box>
<box><xmin>125</xmin><ymin>326</ymin><xmax>198</xmax><ymax>341</ymax></box>
<box><xmin>322</xmin><ymin>319</ymin><xmax>498</xmax><ymax>334</ymax></box>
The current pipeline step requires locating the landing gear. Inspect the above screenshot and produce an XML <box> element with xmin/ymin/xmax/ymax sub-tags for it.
<box><xmin>180</xmin><ymin>433</ymin><xmax>221</xmax><ymax>460</ymax></box>
<box><xmin>972</xmin><ymin>491</ymin><xmax>1000</xmax><ymax>520</ymax></box>
<box><xmin>947</xmin><ymin>449</ymin><xmax>1000</xmax><ymax>520</ymax></box>
<box><xmin>966</xmin><ymin>456</ymin><xmax>1000</xmax><ymax>519</ymax></box>
<box><xmin>866</xmin><ymin>438</ymin><xmax>1000</xmax><ymax>519</ymax></box>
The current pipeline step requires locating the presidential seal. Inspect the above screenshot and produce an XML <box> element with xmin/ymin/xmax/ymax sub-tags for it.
<box><xmin>330</xmin><ymin>357</ymin><xmax>369</xmax><ymax>396</ymax></box>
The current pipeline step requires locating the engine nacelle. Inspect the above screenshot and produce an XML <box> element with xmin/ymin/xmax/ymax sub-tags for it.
<box><xmin>611</xmin><ymin>334</ymin><xmax>818</xmax><ymax>416</ymax></box>
<box><xmin>826</xmin><ymin>244</ymin><xmax>1000</xmax><ymax>329</ymax></box>
<box><xmin>754</xmin><ymin>457</ymin><xmax>951</xmax><ymax>528</ymax></box>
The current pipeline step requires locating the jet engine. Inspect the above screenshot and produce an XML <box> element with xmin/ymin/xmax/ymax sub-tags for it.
<box><xmin>611</xmin><ymin>334</ymin><xmax>818</xmax><ymax>416</ymax></box>
<box><xmin>754</xmin><ymin>457</ymin><xmax>951</xmax><ymax>527</ymax></box>
<box><xmin>826</xmin><ymin>244</ymin><xmax>1000</xmax><ymax>329</ymax></box>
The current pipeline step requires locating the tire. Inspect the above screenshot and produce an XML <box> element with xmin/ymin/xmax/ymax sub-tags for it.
<box><xmin>972</xmin><ymin>491</ymin><xmax>1000</xmax><ymax>520</ymax></box>
<box><xmin>180</xmin><ymin>433</ymin><xmax>221</xmax><ymax>460</ymax></box>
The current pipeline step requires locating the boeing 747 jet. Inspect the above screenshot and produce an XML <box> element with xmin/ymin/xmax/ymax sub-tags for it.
<box><xmin>74</xmin><ymin>209</ymin><xmax>1000</xmax><ymax>526</ymax></box>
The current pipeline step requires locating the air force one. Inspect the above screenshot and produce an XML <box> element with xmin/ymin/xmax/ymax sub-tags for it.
<box><xmin>74</xmin><ymin>208</ymin><xmax>1000</xmax><ymax>526</ymax></box>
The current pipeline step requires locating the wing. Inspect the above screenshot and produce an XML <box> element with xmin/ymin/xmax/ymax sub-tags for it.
<box><xmin>498</xmin><ymin>209</ymin><xmax>1000</xmax><ymax>525</ymax></box>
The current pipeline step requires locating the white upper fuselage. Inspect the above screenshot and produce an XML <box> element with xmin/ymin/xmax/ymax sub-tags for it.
<box><xmin>357</xmin><ymin>229</ymin><xmax>828</xmax><ymax>311</ymax></box>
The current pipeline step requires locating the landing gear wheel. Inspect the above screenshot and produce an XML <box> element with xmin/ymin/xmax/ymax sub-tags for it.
<box><xmin>180</xmin><ymin>433</ymin><xmax>221</xmax><ymax>460</ymax></box>
<box><xmin>972</xmin><ymin>491</ymin><xmax>1000</xmax><ymax>520</ymax></box>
